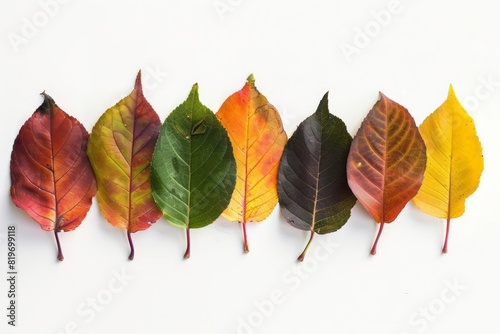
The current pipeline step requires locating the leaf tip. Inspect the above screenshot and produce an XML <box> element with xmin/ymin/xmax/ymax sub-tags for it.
<box><xmin>378</xmin><ymin>91</ymin><xmax>388</xmax><ymax>100</ymax></box>
<box><xmin>320</xmin><ymin>91</ymin><xmax>330</xmax><ymax>105</ymax></box>
<box><xmin>448</xmin><ymin>83</ymin><xmax>455</xmax><ymax>93</ymax></box>
<box><xmin>135</xmin><ymin>70</ymin><xmax>143</xmax><ymax>91</ymax></box>
<box><xmin>246</xmin><ymin>73</ymin><xmax>255</xmax><ymax>83</ymax></box>
<box><xmin>445</xmin><ymin>84</ymin><xmax>469</xmax><ymax>113</ymax></box>
<box><xmin>315</xmin><ymin>91</ymin><xmax>330</xmax><ymax>118</ymax></box>
<box><xmin>191</xmin><ymin>82</ymin><xmax>199</xmax><ymax>92</ymax></box>
<box><xmin>188</xmin><ymin>83</ymin><xmax>200</xmax><ymax>101</ymax></box>
<box><xmin>447</xmin><ymin>84</ymin><xmax>457</xmax><ymax>100</ymax></box>
<box><xmin>39</xmin><ymin>91</ymin><xmax>56</xmax><ymax>115</ymax></box>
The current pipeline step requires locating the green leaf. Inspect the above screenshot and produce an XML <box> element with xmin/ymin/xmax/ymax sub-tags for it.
<box><xmin>278</xmin><ymin>92</ymin><xmax>357</xmax><ymax>261</ymax></box>
<box><xmin>151</xmin><ymin>84</ymin><xmax>236</xmax><ymax>259</ymax></box>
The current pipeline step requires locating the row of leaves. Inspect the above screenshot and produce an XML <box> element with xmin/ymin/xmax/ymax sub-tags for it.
<box><xmin>10</xmin><ymin>71</ymin><xmax>484</xmax><ymax>261</ymax></box>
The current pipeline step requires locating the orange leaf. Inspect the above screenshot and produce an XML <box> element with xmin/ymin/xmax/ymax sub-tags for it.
<box><xmin>216</xmin><ymin>75</ymin><xmax>287</xmax><ymax>252</ymax></box>
<box><xmin>347</xmin><ymin>93</ymin><xmax>426</xmax><ymax>255</ymax></box>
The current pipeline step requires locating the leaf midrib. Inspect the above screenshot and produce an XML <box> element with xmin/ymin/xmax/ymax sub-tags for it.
<box><xmin>242</xmin><ymin>102</ymin><xmax>250</xmax><ymax>224</ymax></box>
<box><xmin>186</xmin><ymin>99</ymin><xmax>195</xmax><ymax>230</ymax></box>
<box><xmin>381</xmin><ymin>104</ymin><xmax>388</xmax><ymax>224</ymax></box>
<box><xmin>49</xmin><ymin>111</ymin><xmax>59</xmax><ymax>230</ymax></box>
<box><xmin>127</xmin><ymin>100</ymin><xmax>138</xmax><ymax>232</ymax></box>
<box><xmin>446</xmin><ymin>107</ymin><xmax>454</xmax><ymax>222</ymax></box>
<box><xmin>311</xmin><ymin>117</ymin><xmax>322</xmax><ymax>232</ymax></box>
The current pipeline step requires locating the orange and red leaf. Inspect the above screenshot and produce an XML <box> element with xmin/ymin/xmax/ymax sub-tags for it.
<box><xmin>216</xmin><ymin>75</ymin><xmax>287</xmax><ymax>252</ymax></box>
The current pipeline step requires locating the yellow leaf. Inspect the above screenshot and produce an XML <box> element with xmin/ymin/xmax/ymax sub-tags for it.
<box><xmin>413</xmin><ymin>85</ymin><xmax>484</xmax><ymax>253</ymax></box>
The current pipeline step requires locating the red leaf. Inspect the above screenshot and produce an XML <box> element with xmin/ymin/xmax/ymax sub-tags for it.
<box><xmin>10</xmin><ymin>92</ymin><xmax>97</xmax><ymax>261</ymax></box>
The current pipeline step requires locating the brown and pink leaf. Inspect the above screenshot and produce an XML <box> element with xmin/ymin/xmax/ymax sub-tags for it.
<box><xmin>347</xmin><ymin>93</ymin><xmax>426</xmax><ymax>254</ymax></box>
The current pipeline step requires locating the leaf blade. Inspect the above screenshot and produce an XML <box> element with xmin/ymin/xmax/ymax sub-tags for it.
<box><xmin>278</xmin><ymin>92</ymin><xmax>357</xmax><ymax>260</ymax></box>
<box><xmin>216</xmin><ymin>75</ymin><xmax>287</xmax><ymax>252</ymax></box>
<box><xmin>10</xmin><ymin>92</ymin><xmax>97</xmax><ymax>260</ymax></box>
<box><xmin>347</xmin><ymin>93</ymin><xmax>426</xmax><ymax>254</ymax></box>
<box><xmin>151</xmin><ymin>84</ymin><xmax>236</xmax><ymax>258</ymax></box>
<box><xmin>87</xmin><ymin>71</ymin><xmax>162</xmax><ymax>259</ymax></box>
<box><xmin>413</xmin><ymin>85</ymin><xmax>484</xmax><ymax>252</ymax></box>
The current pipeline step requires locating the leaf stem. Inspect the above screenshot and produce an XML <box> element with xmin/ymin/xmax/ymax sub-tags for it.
<box><xmin>184</xmin><ymin>228</ymin><xmax>191</xmax><ymax>259</ymax></box>
<box><xmin>127</xmin><ymin>231</ymin><xmax>135</xmax><ymax>260</ymax></box>
<box><xmin>442</xmin><ymin>217</ymin><xmax>450</xmax><ymax>254</ymax></box>
<box><xmin>298</xmin><ymin>230</ymin><xmax>315</xmax><ymax>262</ymax></box>
<box><xmin>370</xmin><ymin>222</ymin><xmax>385</xmax><ymax>255</ymax></box>
<box><xmin>55</xmin><ymin>230</ymin><xmax>64</xmax><ymax>261</ymax></box>
<box><xmin>242</xmin><ymin>222</ymin><xmax>249</xmax><ymax>253</ymax></box>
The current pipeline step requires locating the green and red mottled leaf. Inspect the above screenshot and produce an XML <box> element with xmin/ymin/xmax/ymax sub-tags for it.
<box><xmin>347</xmin><ymin>93</ymin><xmax>426</xmax><ymax>255</ymax></box>
<box><xmin>216</xmin><ymin>75</ymin><xmax>287</xmax><ymax>253</ymax></box>
<box><xmin>278</xmin><ymin>92</ymin><xmax>357</xmax><ymax>261</ymax></box>
<box><xmin>10</xmin><ymin>92</ymin><xmax>97</xmax><ymax>261</ymax></box>
<box><xmin>87</xmin><ymin>71</ymin><xmax>162</xmax><ymax>260</ymax></box>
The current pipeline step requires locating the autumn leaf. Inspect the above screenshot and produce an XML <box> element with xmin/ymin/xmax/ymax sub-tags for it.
<box><xmin>10</xmin><ymin>92</ymin><xmax>97</xmax><ymax>261</ymax></box>
<box><xmin>87</xmin><ymin>71</ymin><xmax>162</xmax><ymax>260</ymax></box>
<box><xmin>347</xmin><ymin>93</ymin><xmax>426</xmax><ymax>255</ymax></box>
<box><xmin>413</xmin><ymin>85</ymin><xmax>483</xmax><ymax>253</ymax></box>
<box><xmin>151</xmin><ymin>84</ymin><xmax>236</xmax><ymax>259</ymax></box>
<box><xmin>216</xmin><ymin>74</ymin><xmax>287</xmax><ymax>253</ymax></box>
<box><xmin>278</xmin><ymin>92</ymin><xmax>356</xmax><ymax>261</ymax></box>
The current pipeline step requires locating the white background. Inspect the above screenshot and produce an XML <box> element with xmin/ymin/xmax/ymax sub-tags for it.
<box><xmin>1</xmin><ymin>1</ymin><xmax>500</xmax><ymax>333</ymax></box>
